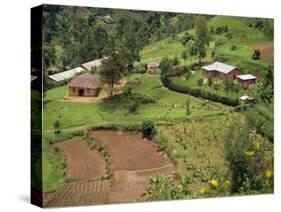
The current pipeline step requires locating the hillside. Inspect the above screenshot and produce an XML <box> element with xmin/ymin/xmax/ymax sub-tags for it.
<box><xmin>139</xmin><ymin>15</ymin><xmax>273</xmax><ymax>76</ymax></box>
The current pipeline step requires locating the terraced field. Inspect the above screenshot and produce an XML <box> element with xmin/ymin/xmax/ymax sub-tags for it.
<box><xmin>43</xmin><ymin>130</ymin><xmax>175</xmax><ymax>207</ymax></box>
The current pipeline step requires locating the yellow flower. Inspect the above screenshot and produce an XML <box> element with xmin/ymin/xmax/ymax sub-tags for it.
<box><xmin>210</xmin><ymin>179</ymin><xmax>218</xmax><ymax>189</ymax></box>
<box><xmin>244</xmin><ymin>150</ymin><xmax>255</xmax><ymax>161</ymax></box>
<box><xmin>199</xmin><ymin>187</ymin><xmax>208</xmax><ymax>194</ymax></box>
<box><xmin>265</xmin><ymin>169</ymin><xmax>273</xmax><ymax>178</ymax></box>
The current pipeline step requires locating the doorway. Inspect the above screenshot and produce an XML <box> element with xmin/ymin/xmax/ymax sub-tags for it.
<box><xmin>78</xmin><ymin>89</ymin><xmax>84</xmax><ymax>96</ymax></box>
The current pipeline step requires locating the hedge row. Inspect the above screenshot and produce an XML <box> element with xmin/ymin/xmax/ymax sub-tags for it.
<box><xmin>161</xmin><ymin>70</ymin><xmax>239</xmax><ymax>106</ymax></box>
<box><xmin>169</xmin><ymin>81</ymin><xmax>239</xmax><ymax>106</ymax></box>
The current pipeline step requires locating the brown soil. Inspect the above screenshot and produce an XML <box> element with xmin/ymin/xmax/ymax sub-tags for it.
<box><xmin>55</xmin><ymin>137</ymin><xmax>106</xmax><ymax>180</ymax></box>
<box><xmin>88</xmin><ymin>130</ymin><xmax>172</xmax><ymax>171</ymax></box>
<box><xmin>250</xmin><ymin>41</ymin><xmax>274</xmax><ymax>62</ymax></box>
<box><xmin>44</xmin><ymin>130</ymin><xmax>174</xmax><ymax>207</ymax></box>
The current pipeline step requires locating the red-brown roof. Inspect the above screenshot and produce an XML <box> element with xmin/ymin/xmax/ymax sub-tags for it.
<box><xmin>68</xmin><ymin>73</ymin><xmax>101</xmax><ymax>89</ymax></box>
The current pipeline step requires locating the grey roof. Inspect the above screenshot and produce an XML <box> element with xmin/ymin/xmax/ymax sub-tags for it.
<box><xmin>240</xmin><ymin>95</ymin><xmax>253</xmax><ymax>100</ymax></box>
<box><xmin>82</xmin><ymin>57</ymin><xmax>107</xmax><ymax>71</ymax></box>
<box><xmin>202</xmin><ymin>61</ymin><xmax>236</xmax><ymax>74</ymax></box>
<box><xmin>49</xmin><ymin>67</ymin><xmax>85</xmax><ymax>82</ymax></box>
<box><xmin>237</xmin><ymin>74</ymin><xmax>256</xmax><ymax>81</ymax></box>
<box><xmin>147</xmin><ymin>61</ymin><xmax>160</xmax><ymax>68</ymax></box>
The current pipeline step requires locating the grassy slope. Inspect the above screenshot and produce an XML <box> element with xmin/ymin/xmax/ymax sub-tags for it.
<box><xmin>139</xmin><ymin>16</ymin><xmax>272</xmax><ymax>76</ymax></box>
<box><xmin>209</xmin><ymin>16</ymin><xmax>272</xmax><ymax>75</ymax></box>
<box><xmin>172</xmin><ymin>71</ymin><xmax>245</xmax><ymax>100</ymax></box>
<box><xmin>43</xmin><ymin>74</ymin><xmax>224</xmax><ymax>130</ymax></box>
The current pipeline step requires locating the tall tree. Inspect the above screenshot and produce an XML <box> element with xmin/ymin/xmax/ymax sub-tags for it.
<box><xmin>194</xmin><ymin>15</ymin><xmax>209</xmax><ymax>63</ymax></box>
<box><xmin>100</xmin><ymin>52</ymin><xmax>126</xmax><ymax>97</ymax></box>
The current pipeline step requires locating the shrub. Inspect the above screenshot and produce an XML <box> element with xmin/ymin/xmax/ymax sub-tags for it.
<box><xmin>252</xmin><ymin>49</ymin><xmax>261</xmax><ymax>60</ymax></box>
<box><xmin>144</xmin><ymin>176</ymin><xmax>183</xmax><ymax>201</ymax></box>
<box><xmin>181</xmin><ymin>51</ymin><xmax>187</xmax><ymax>60</ymax></box>
<box><xmin>173</xmin><ymin>55</ymin><xmax>180</xmax><ymax>66</ymax></box>
<box><xmin>208</xmin><ymin>77</ymin><xmax>213</xmax><ymax>87</ymax></box>
<box><xmin>224</xmin><ymin>120</ymin><xmax>272</xmax><ymax>193</ymax></box>
<box><xmin>226</xmin><ymin>32</ymin><xmax>233</xmax><ymax>40</ymax></box>
<box><xmin>197</xmin><ymin>78</ymin><xmax>204</xmax><ymax>86</ymax></box>
<box><xmin>231</xmin><ymin>44</ymin><xmax>238</xmax><ymax>51</ymax></box>
<box><xmin>54</xmin><ymin>119</ymin><xmax>61</xmax><ymax>134</ymax></box>
<box><xmin>141</xmin><ymin>120</ymin><xmax>156</xmax><ymax>138</ymax></box>
<box><xmin>128</xmin><ymin>102</ymin><xmax>139</xmax><ymax>113</ymax></box>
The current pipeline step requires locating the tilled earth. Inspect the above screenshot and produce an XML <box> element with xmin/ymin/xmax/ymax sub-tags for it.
<box><xmin>44</xmin><ymin>130</ymin><xmax>174</xmax><ymax>207</ymax></box>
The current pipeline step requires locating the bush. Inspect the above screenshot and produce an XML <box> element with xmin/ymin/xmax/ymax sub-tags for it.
<box><xmin>168</xmin><ymin>81</ymin><xmax>238</xmax><ymax>106</ymax></box>
<box><xmin>208</xmin><ymin>77</ymin><xmax>213</xmax><ymax>87</ymax></box>
<box><xmin>144</xmin><ymin>176</ymin><xmax>183</xmax><ymax>201</ymax></box>
<box><xmin>231</xmin><ymin>44</ymin><xmax>238</xmax><ymax>51</ymax></box>
<box><xmin>252</xmin><ymin>49</ymin><xmax>261</xmax><ymax>60</ymax></box>
<box><xmin>128</xmin><ymin>102</ymin><xmax>139</xmax><ymax>113</ymax></box>
<box><xmin>141</xmin><ymin>120</ymin><xmax>156</xmax><ymax>138</ymax></box>
<box><xmin>197</xmin><ymin>78</ymin><xmax>204</xmax><ymax>86</ymax></box>
<box><xmin>173</xmin><ymin>55</ymin><xmax>180</xmax><ymax>66</ymax></box>
<box><xmin>224</xmin><ymin>120</ymin><xmax>272</xmax><ymax>193</ymax></box>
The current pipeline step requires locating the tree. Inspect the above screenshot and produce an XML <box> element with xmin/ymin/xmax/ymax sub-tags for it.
<box><xmin>197</xmin><ymin>78</ymin><xmax>204</xmax><ymax>86</ymax></box>
<box><xmin>194</xmin><ymin>16</ymin><xmax>209</xmax><ymax>64</ymax></box>
<box><xmin>181</xmin><ymin>51</ymin><xmax>188</xmax><ymax>61</ymax></box>
<box><xmin>208</xmin><ymin>77</ymin><xmax>213</xmax><ymax>87</ymax></box>
<box><xmin>173</xmin><ymin>55</ymin><xmax>179</xmax><ymax>66</ymax></box>
<box><xmin>181</xmin><ymin>32</ymin><xmax>194</xmax><ymax>46</ymax></box>
<box><xmin>252</xmin><ymin>49</ymin><xmax>261</xmax><ymax>60</ymax></box>
<box><xmin>100</xmin><ymin>52</ymin><xmax>126</xmax><ymax>97</ymax></box>
<box><xmin>54</xmin><ymin>119</ymin><xmax>61</xmax><ymax>134</ymax></box>
<box><xmin>224</xmin><ymin>120</ymin><xmax>268</xmax><ymax>193</ymax></box>
<box><xmin>159</xmin><ymin>57</ymin><xmax>173</xmax><ymax>74</ymax></box>
<box><xmin>119</xmin><ymin>25</ymin><xmax>143</xmax><ymax>72</ymax></box>
<box><xmin>185</xmin><ymin>97</ymin><xmax>191</xmax><ymax>115</ymax></box>
<box><xmin>141</xmin><ymin>120</ymin><xmax>156</xmax><ymax>139</ymax></box>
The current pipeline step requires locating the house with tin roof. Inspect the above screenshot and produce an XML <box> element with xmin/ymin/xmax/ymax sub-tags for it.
<box><xmin>236</xmin><ymin>74</ymin><xmax>257</xmax><ymax>88</ymax></box>
<box><xmin>201</xmin><ymin>61</ymin><xmax>242</xmax><ymax>80</ymax></box>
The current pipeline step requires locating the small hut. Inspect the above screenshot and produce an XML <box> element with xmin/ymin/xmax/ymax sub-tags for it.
<box><xmin>236</xmin><ymin>74</ymin><xmax>257</xmax><ymax>88</ymax></box>
<box><xmin>68</xmin><ymin>73</ymin><xmax>101</xmax><ymax>97</ymax></box>
<box><xmin>240</xmin><ymin>95</ymin><xmax>254</xmax><ymax>104</ymax></box>
<box><xmin>147</xmin><ymin>61</ymin><xmax>160</xmax><ymax>74</ymax></box>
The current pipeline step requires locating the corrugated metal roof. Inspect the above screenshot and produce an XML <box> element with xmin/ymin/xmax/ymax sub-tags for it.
<box><xmin>237</xmin><ymin>74</ymin><xmax>256</xmax><ymax>81</ymax></box>
<box><xmin>202</xmin><ymin>61</ymin><xmax>236</xmax><ymax>74</ymax></box>
<box><xmin>82</xmin><ymin>58</ymin><xmax>107</xmax><ymax>71</ymax></box>
<box><xmin>240</xmin><ymin>95</ymin><xmax>254</xmax><ymax>100</ymax></box>
<box><xmin>68</xmin><ymin>73</ymin><xmax>101</xmax><ymax>89</ymax></box>
<box><xmin>49</xmin><ymin>67</ymin><xmax>85</xmax><ymax>82</ymax></box>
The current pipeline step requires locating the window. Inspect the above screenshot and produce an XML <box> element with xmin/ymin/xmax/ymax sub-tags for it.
<box><xmin>87</xmin><ymin>89</ymin><xmax>90</xmax><ymax>93</ymax></box>
<box><xmin>72</xmin><ymin>88</ymin><xmax>76</xmax><ymax>92</ymax></box>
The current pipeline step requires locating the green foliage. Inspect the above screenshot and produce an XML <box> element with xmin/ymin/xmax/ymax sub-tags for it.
<box><xmin>141</xmin><ymin>120</ymin><xmax>156</xmax><ymax>138</ymax></box>
<box><xmin>101</xmin><ymin>52</ymin><xmax>126</xmax><ymax>96</ymax></box>
<box><xmin>159</xmin><ymin>57</ymin><xmax>173</xmax><ymax>75</ymax></box>
<box><xmin>173</xmin><ymin>55</ymin><xmax>180</xmax><ymax>66</ymax></box>
<box><xmin>252</xmin><ymin>49</ymin><xmax>261</xmax><ymax>60</ymax></box>
<box><xmin>197</xmin><ymin>78</ymin><xmax>204</xmax><ymax>86</ymax></box>
<box><xmin>230</xmin><ymin>44</ymin><xmax>238</xmax><ymax>51</ymax></box>
<box><xmin>224</xmin><ymin>120</ymin><xmax>272</xmax><ymax>193</ymax></box>
<box><xmin>144</xmin><ymin>176</ymin><xmax>183</xmax><ymax>201</ymax></box>
<box><xmin>53</xmin><ymin>119</ymin><xmax>61</xmax><ymax>134</ymax></box>
<box><xmin>194</xmin><ymin>15</ymin><xmax>209</xmax><ymax>63</ymax></box>
<box><xmin>208</xmin><ymin>77</ymin><xmax>213</xmax><ymax>87</ymax></box>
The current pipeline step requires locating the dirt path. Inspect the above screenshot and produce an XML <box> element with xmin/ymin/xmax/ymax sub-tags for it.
<box><xmin>44</xmin><ymin>130</ymin><xmax>175</xmax><ymax>207</ymax></box>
